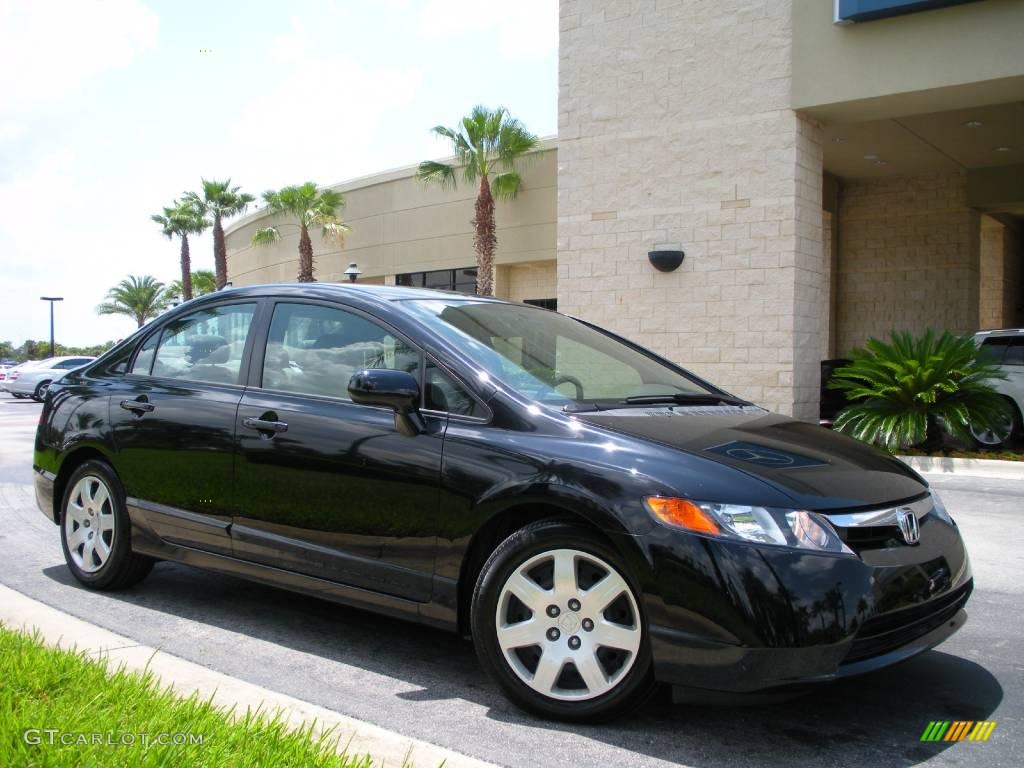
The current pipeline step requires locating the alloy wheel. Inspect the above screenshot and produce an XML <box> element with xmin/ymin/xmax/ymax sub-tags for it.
<box><xmin>971</xmin><ymin>411</ymin><xmax>1014</xmax><ymax>447</ymax></box>
<box><xmin>64</xmin><ymin>475</ymin><xmax>116</xmax><ymax>573</ymax></box>
<box><xmin>494</xmin><ymin>548</ymin><xmax>642</xmax><ymax>701</ymax></box>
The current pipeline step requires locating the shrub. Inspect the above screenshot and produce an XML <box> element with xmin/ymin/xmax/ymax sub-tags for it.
<box><xmin>829</xmin><ymin>329</ymin><xmax>1009</xmax><ymax>451</ymax></box>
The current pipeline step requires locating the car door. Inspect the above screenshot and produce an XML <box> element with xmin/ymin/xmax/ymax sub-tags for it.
<box><xmin>108</xmin><ymin>301</ymin><xmax>259</xmax><ymax>556</ymax></box>
<box><xmin>231</xmin><ymin>299</ymin><xmax>446</xmax><ymax>602</ymax></box>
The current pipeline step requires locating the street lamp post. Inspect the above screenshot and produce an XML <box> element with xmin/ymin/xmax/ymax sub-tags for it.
<box><xmin>39</xmin><ymin>296</ymin><xmax>64</xmax><ymax>357</ymax></box>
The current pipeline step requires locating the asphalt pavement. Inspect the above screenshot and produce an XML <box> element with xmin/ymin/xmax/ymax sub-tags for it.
<box><xmin>1</xmin><ymin>392</ymin><xmax>1020</xmax><ymax>767</ymax></box>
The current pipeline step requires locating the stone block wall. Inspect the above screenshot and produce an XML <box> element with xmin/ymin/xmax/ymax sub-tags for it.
<box><xmin>557</xmin><ymin>0</ymin><xmax>825</xmax><ymax>418</ymax></box>
<box><xmin>836</xmin><ymin>172</ymin><xmax>980</xmax><ymax>352</ymax></box>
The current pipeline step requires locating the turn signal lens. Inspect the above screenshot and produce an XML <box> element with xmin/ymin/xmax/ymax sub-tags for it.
<box><xmin>644</xmin><ymin>497</ymin><xmax>720</xmax><ymax>535</ymax></box>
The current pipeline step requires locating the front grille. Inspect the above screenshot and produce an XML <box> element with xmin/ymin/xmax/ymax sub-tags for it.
<box><xmin>844</xmin><ymin>580</ymin><xmax>972</xmax><ymax>664</ymax></box>
<box><xmin>836</xmin><ymin>524</ymin><xmax>903</xmax><ymax>551</ymax></box>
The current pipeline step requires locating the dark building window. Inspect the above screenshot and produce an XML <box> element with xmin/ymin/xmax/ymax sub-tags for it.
<box><xmin>396</xmin><ymin>267</ymin><xmax>477</xmax><ymax>294</ymax></box>
<box><xmin>524</xmin><ymin>298</ymin><xmax>558</xmax><ymax>311</ymax></box>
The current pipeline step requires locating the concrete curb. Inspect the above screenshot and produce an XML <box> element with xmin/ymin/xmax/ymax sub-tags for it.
<box><xmin>0</xmin><ymin>584</ymin><xmax>498</xmax><ymax>768</ymax></box>
<box><xmin>897</xmin><ymin>455</ymin><xmax>1024</xmax><ymax>480</ymax></box>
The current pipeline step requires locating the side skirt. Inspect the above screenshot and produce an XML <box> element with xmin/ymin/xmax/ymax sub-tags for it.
<box><xmin>126</xmin><ymin>506</ymin><xmax>459</xmax><ymax>632</ymax></box>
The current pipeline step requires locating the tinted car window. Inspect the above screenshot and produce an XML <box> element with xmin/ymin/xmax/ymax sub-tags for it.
<box><xmin>261</xmin><ymin>302</ymin><xmax>420</xmax><ymax>399</ymax></box>
<box><xmin>132</xmin><ymin>332</ymin><xmax>160</xmax><ymax>375</ymax></box>
<box><xmin>424</xmin><ymin>362</ymin><xmax>479</xmax><ymax>417</ymax></box>
<box><xmin>403</xmin><ymin>299</ymin><xmax>713</xmax><ymax>406</ymax></box>
<box><xmin>981</xmin><ymin>337</ymin><xmax>1010</xmax><ymax>363</ymax></box>
<box><xmin>151</xmin><ymin>304</ymin><xmax>256</xmax><ymax>384</ymax></box>
<box><xmin>55</xmin><ymin>358</ymin><xmax>91</xmax><ymax>369</ymax></box>
<box><xmin>1005</xmin><ymin>340</ymin><xmax>1024</xmax><ymax>366</ymax></box>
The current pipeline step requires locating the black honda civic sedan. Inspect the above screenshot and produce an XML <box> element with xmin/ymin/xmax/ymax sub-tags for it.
<box><xmin>34</xmin><ymin>284</ymin><xmax>972</xmax><ymax>721</ymax></box>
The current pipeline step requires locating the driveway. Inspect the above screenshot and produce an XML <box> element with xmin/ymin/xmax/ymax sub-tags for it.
<box><xmin>1</xmin><ymin>393</ymin><xmax>1020</xmax><ymax>767</ymax></box>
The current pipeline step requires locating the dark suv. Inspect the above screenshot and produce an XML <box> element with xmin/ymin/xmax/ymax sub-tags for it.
<box><xmin>34</xmin><ymin>284</ymin><xmax>972</xmax><ymax>721</ymax></box>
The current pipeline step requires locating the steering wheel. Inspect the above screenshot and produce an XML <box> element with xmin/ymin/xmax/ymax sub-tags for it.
<box><xmin>551</xmin><ymin>375</ymin><xmax>585</xmax><ymax>400</ymax></box>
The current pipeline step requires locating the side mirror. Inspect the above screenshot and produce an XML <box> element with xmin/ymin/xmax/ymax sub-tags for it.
<box><xmin>348</xmin><ymin>369</ymin><xmax>423</xmax><ymax>436</ymax></box>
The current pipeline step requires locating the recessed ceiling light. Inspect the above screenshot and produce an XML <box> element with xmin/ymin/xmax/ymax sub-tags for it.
<box><xmin>963</xmin><ymin>120</ymin><xmax>983</xmax><ymax>128</ymax></box>
<box><xmin>995</xmin><ymin>146</ymin><xmax>1011</xmax><ymax>152</ymax></box>
<box><xmin>863</xmin><ymin>154</ymin><xmax>878</xmax><ymax>161</ymax></box>
<box><xmin>832</xmin><ymin>137</ymin><xmax>848</xmax><ymax>144</ymax></box>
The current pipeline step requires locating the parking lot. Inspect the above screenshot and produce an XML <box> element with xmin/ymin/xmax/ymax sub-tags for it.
<box><xmin>1</xmin><ymin>392</ymin><xmax>1020</xmax><ymax>767</ymax></box>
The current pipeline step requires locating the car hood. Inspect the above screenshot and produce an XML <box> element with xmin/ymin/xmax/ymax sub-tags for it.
<box><xmin>573</xmin><ymin>405</ymin><xmax>926</xmax><ymax>511</ymax></box>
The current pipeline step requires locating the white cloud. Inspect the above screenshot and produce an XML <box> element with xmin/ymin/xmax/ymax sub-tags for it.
<box><xmin>0</xmin><ymin>0</ymin><xmax>159</xmax><ymax>126</ymax></box>
<box><xmin>417</xmin><ymin>0</ymin><xmax>558</xmax><ymax>57</ymax></box>
<box><xmin>228</xmin><ymin>55</ymin><xmax>424</xmax><ymax>187</ymax></box>
<box><xmin>269</xmin><ymin>16</ymin><xmax>308</xmax><ymax>63</ymax></box>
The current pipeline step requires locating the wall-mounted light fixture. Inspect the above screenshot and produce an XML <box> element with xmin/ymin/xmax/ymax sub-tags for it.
<box><xmin>344</xmin><ymin>262</ymin><xmax>362</xmax><ymax>283</ymax></box>
<box><xmin>648</xmin><ymin>250</ymin><xmax>685</xmax><ymax>273</ymax></box>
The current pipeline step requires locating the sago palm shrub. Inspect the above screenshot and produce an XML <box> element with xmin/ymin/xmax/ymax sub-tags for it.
<box><xmin>829</xmin><ymin>329</ymin><xmax>1009</xmax><ymax>451</ymax></box>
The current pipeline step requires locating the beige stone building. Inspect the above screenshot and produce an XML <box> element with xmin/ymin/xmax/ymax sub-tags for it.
<box><xmin>226</xmin><ymin>0</ymin><xmax>1024</xmax><ymax>419</ymax></box>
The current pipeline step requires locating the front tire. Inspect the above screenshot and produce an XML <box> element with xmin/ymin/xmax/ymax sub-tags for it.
<box><xmin>471</xmin><ymin>521</ymin><xmax>654</xmax><ymax>722</ymax></box>
<box><xmin>60</xmin><ymin>460</ymin><xmax>153</xmax><ymax>590</ymax></box>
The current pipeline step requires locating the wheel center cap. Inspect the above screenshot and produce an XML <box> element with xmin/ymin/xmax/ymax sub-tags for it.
<box><xmin>558</xmin><ymin>612</ymin><xmax>580</xmax><ymax>635</ymax></box>
<box><xmin>83</xmin><ymin>519</ymin><xmax>91</xmax><ymax>528</ymax></box>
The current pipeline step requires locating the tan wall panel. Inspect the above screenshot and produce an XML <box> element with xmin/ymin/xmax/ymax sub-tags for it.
<box><xmin>793</xmin><ymin>0</ymin><xmax>1024</xmax><ymax>121</ymax></box>
<box><xmin>226</xmin><ymin>146</ymin><xmax>556</xmax><ymax>286</ymax></box>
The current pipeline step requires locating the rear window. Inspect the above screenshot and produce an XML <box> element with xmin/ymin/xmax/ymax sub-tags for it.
<box><xmin>981</xmin><ymin>336</ymin><xmax>1024</xmax><ymax>366</ymax></box>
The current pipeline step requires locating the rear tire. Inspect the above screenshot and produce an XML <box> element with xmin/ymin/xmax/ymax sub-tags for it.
<box><xmin>32</xmin><ymin>380</ymin><xmax>52</xmax><ymax>402</ymax></box>
<box><xmin>971</xmin><ymin>399</ymin><xmax>1022</xmax><ymax>449</ymax></box>
<box><xmin>471</xmin><ymin>521</ymin><xmax>655</xmax><ymax>722</ymax></box>
<box><xmin>60</xmin><ymin>460</ymin><xmax>153</xmax><ymax>590</ymax></box>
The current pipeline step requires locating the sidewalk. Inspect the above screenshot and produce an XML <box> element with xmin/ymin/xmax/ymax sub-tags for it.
<box><xmin>897</xmin><ymin>455</ymin><xmax>1024</xmax><ymax>481</ymax></box>
<box><xmin>0</xmin><ymin>583</ymin><xmax>497</xmax><ymax>768</ymax></box>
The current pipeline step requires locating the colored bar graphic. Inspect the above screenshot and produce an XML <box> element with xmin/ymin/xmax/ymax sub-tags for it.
<box><xmin>945</xmin><ymin>722</ymin><xmax>971</xmax><ymax>741</ymax></box>
<box><xmin>920</xmin><ymin>720</ymin><xmax>997</xmax><ymax>742</ymax></box>
<box><xmin>968</xmin><ymin>722</ymin><xmax>997</xmax><ymax>742</ymax></box>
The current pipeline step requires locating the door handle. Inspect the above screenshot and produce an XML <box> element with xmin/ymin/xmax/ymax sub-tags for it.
<box><xmin>120</xmin><ymin>399</ymin><xmax>155</xmax><ymax>413</ymax></box>
<box><xmin>242</xmin><ymin>417</ymin><xmax>288</xmax><ymax>434</ymax></box>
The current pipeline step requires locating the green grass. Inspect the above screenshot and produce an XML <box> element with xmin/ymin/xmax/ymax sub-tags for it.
<box><xmin>0</xmin><ymin>625</ymin><xmax>376</xmax><ymax>768</ymax></box>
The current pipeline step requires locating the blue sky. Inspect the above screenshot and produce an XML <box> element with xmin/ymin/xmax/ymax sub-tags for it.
<box><xmin>0</xmin><ymin>0</ymin><xmax>558</xmax><ymax>346</ymax></box>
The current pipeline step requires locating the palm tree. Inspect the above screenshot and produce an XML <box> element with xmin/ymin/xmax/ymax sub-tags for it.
<box><xmin>250</xmin><ymin>182</ymin><xmax>349</xmax><ymax>283</ymax></box>
<box><xmin>152</xmin><ymin>200</ymin><xmax>209</xmax><ymax>300</ymax></box>
<box><xmin>417</xmin><ymin>106</ymin><xmax>538</xmax><ymax>296</ymax></box>
<box><xmin>96</xmin><ymin>276</ymin><xmax>170</xmax><ymax>328</ymax></box>
<box><xmin>166</xmin><ymin>269</ymin><xmax>217</xmax><ymax>300</ymax></box>
<box><xmin>184</xmin><ymin>179</ymin><xmax>254</xmax><ymax>290</ymax></box>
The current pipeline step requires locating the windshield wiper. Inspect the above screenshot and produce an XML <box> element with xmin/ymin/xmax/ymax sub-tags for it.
<box><xmin>621</xmin><ymin>393</ymin><xmax>751</xmax><ymax>406</ymax></box>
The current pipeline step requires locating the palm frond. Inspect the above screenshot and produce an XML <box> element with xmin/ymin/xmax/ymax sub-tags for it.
<box><xmin>417</xmin><ymin>160</ymin><xmax>457</xmax><ymax>190</ymax></box>
<box><xmin>490</xmin><ymin>171</ymin><xmax>523</xmax><ymax>201</ymax></box>
<box><xmin>251</xmin><ymin>227</ymin><xmax>281</xmax><ymax>246</ymax></box>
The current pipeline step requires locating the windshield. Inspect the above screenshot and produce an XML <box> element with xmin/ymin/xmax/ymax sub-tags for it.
<box><xmin>403</xmin><ymin>299</ymin><xmax>721</xmax><ymax>408</ymax></box>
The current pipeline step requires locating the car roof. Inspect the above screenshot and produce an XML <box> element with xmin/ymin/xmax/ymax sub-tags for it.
<box><xmin>37</xmin><ymin>356</ymin><xmax>95</xmax><ymax>365</ymax></box>
<box><xmin>975</xmin><ymin>329</ymin><xmax>1024</xmax><ymax>338</ymax></box>
<box><xmin>198</xmin><ymin>282</ymin><xmax>508</xmax><ymax>306</ymax></box>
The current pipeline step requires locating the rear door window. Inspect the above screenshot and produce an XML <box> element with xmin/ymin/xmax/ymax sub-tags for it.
<box><xmin>151</xmin><ymin>304</ymin><xmax>257</xmax><ymax>385</ymax></box>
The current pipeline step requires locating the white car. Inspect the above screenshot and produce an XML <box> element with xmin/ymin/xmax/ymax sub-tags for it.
<box><xmin>973</xmin><ymin>329</ymin><xmax>1024</xmax><ymax>447</ymax></box>
<box><xmin>3</xmin><ymin>356</ymin><xmax>95</xmax><ymax>401</ymax></box>
<box><xmin>0</xmin><ymin>360</ymin><xmax>44</xmax><ymax>396</ymax></box>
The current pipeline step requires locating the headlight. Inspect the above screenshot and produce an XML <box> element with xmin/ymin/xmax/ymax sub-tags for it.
<box><xmin>644</xmin><ymin>497</ymin><xmax>853</xmax><ymax>555</ymax></box>
<box><xmin>929</xmin><ymin>490</ymin><xmax>955</xmax><ymax>525</ymax></box>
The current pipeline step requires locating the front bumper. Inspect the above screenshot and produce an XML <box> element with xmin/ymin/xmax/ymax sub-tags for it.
<box><xmin>632</xmin><ymin>508</ymin><xmax>972</xmax><ymax>693</ymax></box>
